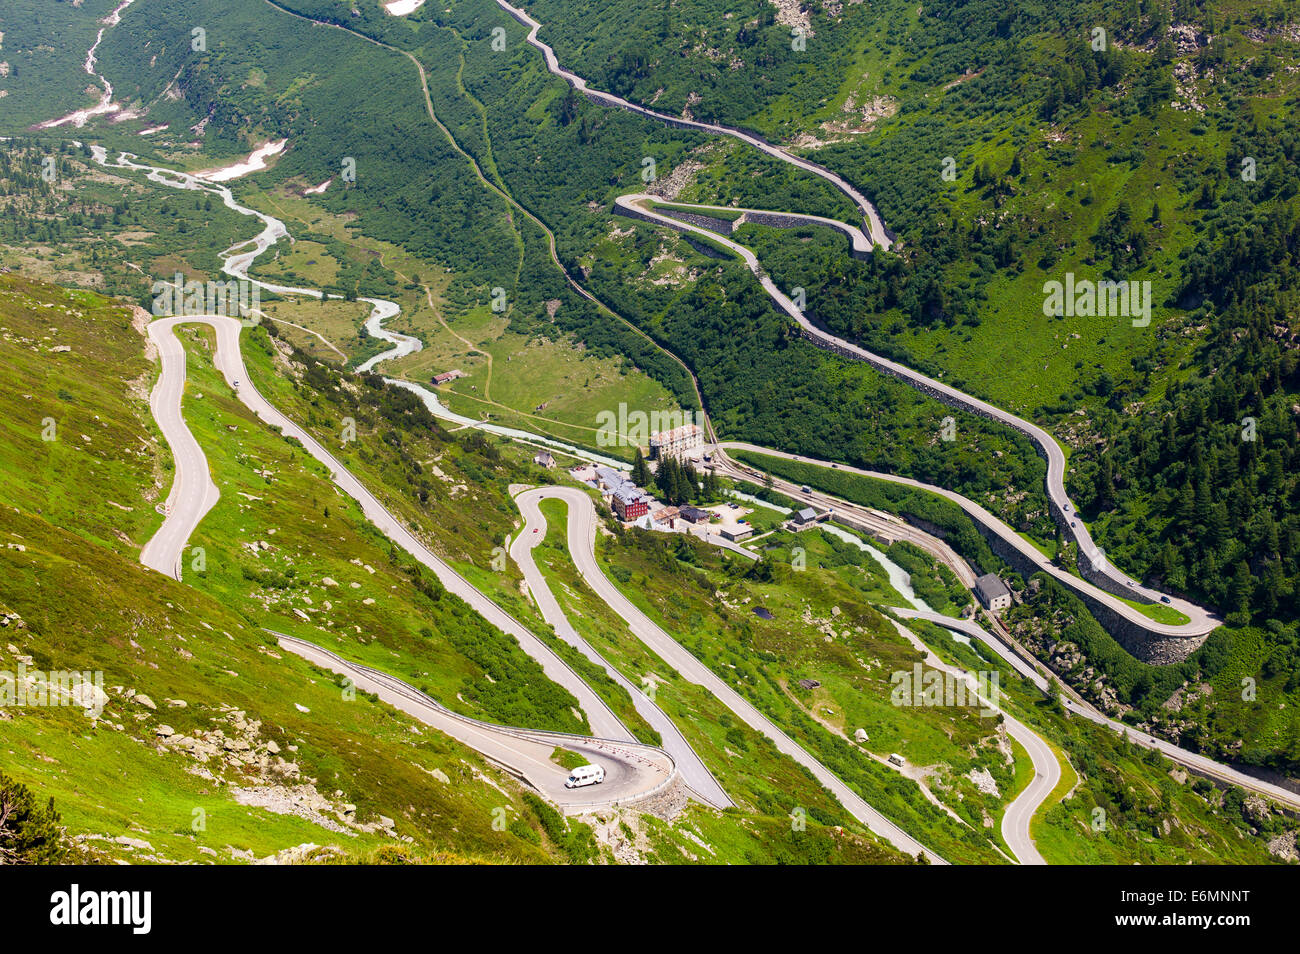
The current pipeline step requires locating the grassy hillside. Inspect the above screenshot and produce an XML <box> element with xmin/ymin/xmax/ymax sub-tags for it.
<box><xmin>0</xmin><ymin>271</ymin><xmax>921</xmax><ymax>864</ymax></box>
<box><xmin>591</xmin><ymin>515</ymin><xmax>1293</xmax><ymax>863</ymax></box>
<box><xmin>0</xmin><ymin>0</ymin><xmax>124</xmax><ymax>129</ymax></box>
<box><xmin>7</xmin><ymin>0</ymin><xmax>1300</xmax><ymax>849</ymax></box>
<box><xmin>0</xmin><ymin>273</ymin><xmax>593</xmax><ymax>863</ymax></box>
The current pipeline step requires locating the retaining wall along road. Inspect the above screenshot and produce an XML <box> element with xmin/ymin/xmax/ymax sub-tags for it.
<box><xmin>969</xmin><ymin>522</ymin><xmax>1208</xmax><ymax>663</ymax></box>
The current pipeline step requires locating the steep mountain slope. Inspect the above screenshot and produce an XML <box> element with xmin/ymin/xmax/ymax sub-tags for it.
<box><xmin>6</xmin><ymin>0</ymin><xmax>1300</xmax><ymax>862</ymax></box>
<box><xmin>0</xmin><ymin>273</ymin><xmax>581</xmax><ymax>863</ymax></box>
<box><xmin>0</xmin><ymin>272</ymin><xmax>925</xmax><ymax>864</ymax></box>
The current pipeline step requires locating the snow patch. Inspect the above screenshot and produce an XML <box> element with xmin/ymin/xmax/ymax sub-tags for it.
<box><xmin>384</xmin><ymin>0</ymin><xmax>427</xmax><ymax>14</ymax></box>
<box><xmin>195</xmin><ymin>140</ymin><xmax>288</xmax><ymax>183</ymax></box>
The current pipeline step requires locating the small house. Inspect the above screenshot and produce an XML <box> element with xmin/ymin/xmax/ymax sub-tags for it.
<box><xmin>678</xmin><ymin>506</ymin><xmax>711</xmax><ymax>524</ymax></box>
<box><xmin>653</xmin><ymin>506</ymin><xmax>680</xmax><ymax>528</ymax></box>
<box><xmin>974</xmin><ymin>573</ymin><xmax>1011</xmax><ymax>612</ymax></box>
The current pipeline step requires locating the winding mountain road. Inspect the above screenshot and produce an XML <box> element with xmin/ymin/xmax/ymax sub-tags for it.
<box><xmin>141</xmin><ymin>314</ymin><xmax>949</xmax><ymax>857</ymax></box>
<box><xmin>613</xmin><ymin>193</ymin><xmax>1217</xmax><ymax>643</ymax></box>
<box><xmin>140</xmin><ymin>314</ymin><xmax>679</xmax><ymax>812</ymax></box>
<box><xmin>492</xmin><ymin>9</ymin><xmax>1215</xmax><ymax>640</ymax></box>
<box><xmin>886</xmin><ymin>619</ymin><xmax>1052</xmax><ymax>865</ymax></box>
<box><xmin>511</xmin><ymin>488</ymin><xmax>732</xmax><ymax>809</ymax></box>
<box><xmin>505</xmin><ymin>486</ymin><xmax>945</xmax><ymax>863</ymax></box>
<box><xmin>895</xmin><ymin>606</ymin><xmax>1300</xmax><ymax>814</ymax></box>
<box><xmin>139</xmin><ymin>318</ymin><xmax>222</xmax><ymax>580</ymax></box>
<box><xmin>709</xmin><ymin>440</ymin><xmax>1216</xmax><ymax>640</ymax></box>
<box><xmin>275</xmin><ymin>630</ymin><xmax>676</xmax><ymax>812</ymax></box>
<box><xmin>80</xmin><ymin>0</ymin><xmax>1216</xmax><ymax>656</ymax></box>
<box><xmin>492</xmin><ymin>0</ymin><xmax>892</xmax><ymax>248</ymax></box>
<box><xmin>69</xmin><ymin>0</ymin><xmax>1270</xmax><ymax>860</ymax></box>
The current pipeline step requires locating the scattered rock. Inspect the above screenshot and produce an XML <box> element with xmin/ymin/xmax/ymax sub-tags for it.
<box><xmin>967</xmin><ymin>767</ymin><xmax>1001</xmax><ymax>798</ymax></box>
<box><xmin>1267</xmin><ymin>829</ymin><xmax>1298</xmax><ymax>863</ymax></box>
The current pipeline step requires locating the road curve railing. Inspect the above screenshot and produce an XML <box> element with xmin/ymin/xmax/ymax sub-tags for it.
<box><xmin>273</xmin><ymin>630</ymin><xmax>679</xmax><ymax>812</ymax></box>
<box><xmin>491</xmin><ymin>0</ymin><xmax>893</xmax><ymax>248</ymax></box>
<box><xmin>651</xmin><ymin>197</ymin><xmax>875</xmax><ymax>259</ymax></box>
<box><xmin>613</xmin><ymin>193</ymin><xmax>1217</xmax><ymax>643</ymax></box>
<box><xmin>512</xmin><ymin>487</ymin><xmax>734</xmax><ymax>809</ymax></box>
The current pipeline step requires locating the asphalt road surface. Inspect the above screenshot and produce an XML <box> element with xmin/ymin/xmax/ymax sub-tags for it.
<box><xmin>276</xmin><ymin>631</ymin><xmax>675</xmax><ymax>812</ymax></box>
<box><xmin>139</xmin><ymin>316</ymin><xmax>686</xmax><ymax>807</ymax></box>
<box><xmin>613</xmin><ymin>192</ymin><xmax>1217</xmax><ymax>642</ymax></box>
<box><xmin>494</xmin><ymin>1</ymin><xmax>893</xmax><ymax>248</ymax></box>
<box><xmin>139</xmin><ymin>318</ymin><xmax>222</xmax><ymax>580</ymax></box>
<box><xmin>510</xmin><ymin>487</ymin><xmax>946</xmax><ymax>863</ymax></box>
<box><xmin>894</xmin><ymin>607</ymin><xmax>1300</xmax><ymax>814</ymax></box>
<box><xmin>511</xmin><ymin>487</ymin><xmax>733</xmax><ymax>809</ymax></box>
<box><xmin>887</xmin><ymin>620</ymin><xmax>1054</xmax><ymax>864</ymax></box>
<box><xmin>708</xmin><ymin>439</ymin><xmax>1218</xmax><ymax>640</ymax></box>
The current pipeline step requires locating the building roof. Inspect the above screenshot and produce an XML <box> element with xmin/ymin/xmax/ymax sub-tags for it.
<box><xmin>679</xmin><ymin>506</ymin><xmax>711</xmax><ymax>520</ymax></box>
<box><xmin>796</xmin><ymin>507</ymin><xmax>817</xmax><ymax>522</ymax></box>
<box><xmin>649</xmin><ymin>422</ymin><xmax>702</xmax><ymax>445</ymax></box>
<box><xmin>975</xmin><ymin>573</ymin><xmax>1010</xmax><ymax>600</ymax></box>
<box><xmin>612</xmin><ymin>487</ymin><xmax>649</xmax><ymax>505</ymax></box>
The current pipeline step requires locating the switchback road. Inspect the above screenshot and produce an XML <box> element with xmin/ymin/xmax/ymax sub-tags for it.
<box><xmin>275</xmin><ymin>631</ymin><xmax>676</xmax><ymax>812</ymax></box>
<box><xmin>140</xmin><ymin>315</ymin><xmax>684</xmax><ymax>813</ymax></box>
<box><xmin>506</xmin><ymin>486</ymin><xmax>946</xmax><ymax>863</ymax></box>
<box><xmin>511</xmin><ymin>487</ymin><xmax>733</xmax><ymax>809</ymax></box>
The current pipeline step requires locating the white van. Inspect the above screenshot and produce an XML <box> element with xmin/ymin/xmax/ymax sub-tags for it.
<box><xmin>564</xmin><ymin>764</ymin><xmax>606</xmax><ymax>789</ymax></box>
